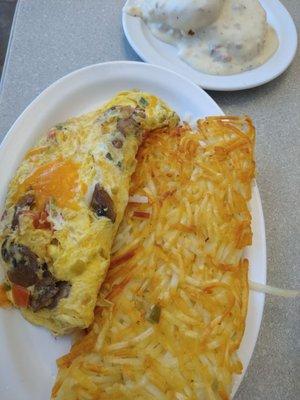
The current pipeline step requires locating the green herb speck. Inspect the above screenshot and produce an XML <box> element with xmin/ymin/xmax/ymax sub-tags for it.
<box><xmin>139</xmin><ymin>97</ymin><xmax>149</xmax><ymax>107</ymax></box>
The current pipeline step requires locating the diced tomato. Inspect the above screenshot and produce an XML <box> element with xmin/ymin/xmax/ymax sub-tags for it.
<box><xmin>33</xmin><ymin>211</ymin><xmax>52</xmax><ymax>230</ymax></box>
<box><xmin>12</xmin><ymin>284</ymin><xmax>30</xmax><ymax>308</ymax></box>
<box><xmin>17</xmin><ymin>210</ymin><xmax>52</xmax><ymax>230</ymax></box>
<box><xmin>47</xmin><ymin>129</ymin><xmax>57</xmax><ymax>140</ymax></box>
<box><xmin>133</xmin><ymin>211</ymin><xmax>150</xmax><ymax>219</ymax></box>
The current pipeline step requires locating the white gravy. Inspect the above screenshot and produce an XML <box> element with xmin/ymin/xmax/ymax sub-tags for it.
<box><xmin>125</xmin><ymin>0</ymin><xmax>279</xmax><ymax>75</ymax></box>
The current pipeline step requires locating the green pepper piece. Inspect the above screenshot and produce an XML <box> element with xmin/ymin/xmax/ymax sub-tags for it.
<box><xmin>146</xmin><ymin>304</ymin><xmax>161</xmax><ymax>324</ymax></box>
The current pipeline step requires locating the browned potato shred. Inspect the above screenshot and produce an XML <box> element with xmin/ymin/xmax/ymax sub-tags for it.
<box><xmin>52</xmin><ymin>116</ymin><xmax>255</xmax><ymax>400</ymax></box>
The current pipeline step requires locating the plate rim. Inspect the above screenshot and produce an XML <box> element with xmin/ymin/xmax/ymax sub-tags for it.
<box><xmin>122</xmin><ymin>0</ymin><xmax>298</xmax><ymax>91</ymax></box>
<box><xmin>0</xmin><ymin>61</ymin><xmax>266</xmax><ymax>399</ymax></box>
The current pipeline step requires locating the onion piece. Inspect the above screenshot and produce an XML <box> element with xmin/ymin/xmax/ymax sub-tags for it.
<box><xmin>129</xmin><ymin>195</ymin><xmax>149</xmax><ymax>204</ymax></box>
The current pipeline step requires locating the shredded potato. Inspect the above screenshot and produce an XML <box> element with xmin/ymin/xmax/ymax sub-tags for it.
<box><xmin>250</xmin><ymin>281</ymin><xmax>300</xmax><ymax>298</ymax></box>
<box><xmin>52</xmin><ymin>116</ymin><xmax>255</xmax><ymax>400</ymax></box>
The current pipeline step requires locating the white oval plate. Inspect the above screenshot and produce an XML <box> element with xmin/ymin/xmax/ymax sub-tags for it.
<box><xmin>0</xmin><ymin>61</ymin><xmax>266</xmax><ymax>399</ymax></box>
<box><xmin>122</xmin><ymin>0</ymin><xmax>297</xmax><ymax>91</ymax></box>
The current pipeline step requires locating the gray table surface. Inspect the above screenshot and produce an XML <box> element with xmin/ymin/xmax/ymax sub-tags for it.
<box><xmin>0</xmin><ymin>0</ymin><xmax>299</xmax><ymax>399</ymax></box>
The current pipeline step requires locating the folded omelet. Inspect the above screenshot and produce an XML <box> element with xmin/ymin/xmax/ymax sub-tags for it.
<box><xmin>0</xmin><ymin>91</ymin><xmax>179</xmax><ymax>334</ymax></box>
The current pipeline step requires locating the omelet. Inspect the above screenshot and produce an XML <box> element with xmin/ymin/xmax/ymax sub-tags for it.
<box><xmin>0</xmin><ymin>91</ymin><xmax>179</xmax><ymax>335</ymax></box>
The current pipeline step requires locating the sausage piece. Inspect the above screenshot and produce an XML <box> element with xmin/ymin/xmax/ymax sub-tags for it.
<box><xmin>30</xmin><ymin>276</ymin><xmax>71</xmax><ymax>312</ymax></box>
<box><xmin>90</xmin><ymin>184</ymin><xmax>116</xmax><ymax>222</ymax></box>
<box><xmin>117</xmin><ymin>116</ymin><xmax>140</xmax><ymax>136</ymax></box>
<box><xmin>2</xmin><ymin>239</ymin><xmax>39</xmax><ymax>287</ymax></box>
<box><xmin>116</xmin><ymin>106</ymin><xmax>146</xmax><ymax>136</ymax></box>
<box><xmin>1</xmin><ymin>238</ymin><xmax>71</xmax><ymax>310</ymax></box>
<box><xmin>97</xmin><ymin>105</ymin><xmax>145</xmax><ymax>137</ymax></box>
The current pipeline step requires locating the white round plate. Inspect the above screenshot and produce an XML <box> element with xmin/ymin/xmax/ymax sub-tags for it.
<box><xmin>0</xmin><ymin>61</ymin><xmax>266</xmax><ymax>399</ymax></box>
<box><xmin>122</xmin><ymin>0</ymin><xmax>298</xmax><ymax>91</ymax></box>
